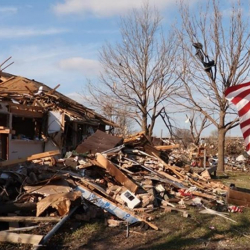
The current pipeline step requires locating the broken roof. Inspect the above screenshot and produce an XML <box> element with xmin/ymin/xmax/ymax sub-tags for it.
<box><xmin>75</xmin><ymin>129</ymin><xmax>123</xmax><ymax>154</ymax></box>
<box><xmin>0</xmin><ymin>73</ymin><xmax>118</xmax><ymax>127</ymax></box>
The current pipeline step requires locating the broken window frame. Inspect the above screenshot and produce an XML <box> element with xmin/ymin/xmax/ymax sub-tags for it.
<box><xmin>11</xmin><ymin>115</ymin><xmax>44</xmax><ymax>141</ymax></box>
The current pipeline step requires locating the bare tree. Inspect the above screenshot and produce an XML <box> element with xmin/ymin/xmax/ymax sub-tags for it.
<box><xmin>173</xmin><ymin>0</ymin><xmax>250</xmax><ymax>172</ymax></box>
<box><xmin>173</xmin><ymin>128</ymin><xmax>192</xmax><ymax>148</ymax></box>
<box><xmin>186</xmin><ymin>111</ymin><xmax>211</xmax><ymax>146</ymax></box>
<box><xmin>86</xmin><ymin>3</ymin><xmax>179</xmax><ymax>137</ymax></box>
<box><xmin>100</xmin><ymin>98</ymin><xmax>135</xmax><ymax>136</ymax></box>
<box><xmin>210</xmin><ymin>129</ymin><xmax>219</xmax><ymax>139</ymax></box>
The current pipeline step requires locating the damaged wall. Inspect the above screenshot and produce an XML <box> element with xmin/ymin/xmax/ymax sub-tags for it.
<box><xmin>0</xmin><ymin>102</ymin><xmax>46</xmax><ymax>160</ymax></box>
<box><xmin>0</xmin><ymin>75</ymin><xmax>117</xmax><ymax>160</ymax></box>
<box><xmin>9</xmin><ymin>140</ymin><xmax>44</xmax><ymax>160</ymax></box>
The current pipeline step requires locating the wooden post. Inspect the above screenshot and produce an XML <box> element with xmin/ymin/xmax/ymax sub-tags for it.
<box><xmin>203</xmin><ymin>148</ymin><xmax>206</xmax><ymax>168</ymax></box>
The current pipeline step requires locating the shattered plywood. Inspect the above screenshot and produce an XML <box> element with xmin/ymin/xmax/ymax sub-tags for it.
<box><xmin>36</xmin><ymin>191</ymin><xmax>81</xmax><ymax>216</ymax></box>
<box><xmin>23</xmin><ymin>179</ymin><xmax>72</xmax><ymax>196</ymax></box>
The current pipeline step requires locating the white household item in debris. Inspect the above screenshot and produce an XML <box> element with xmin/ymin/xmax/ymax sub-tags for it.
<box><xmin>34</xmin><ymin>86</ymin><xmax>43</xmax><ymax>95</ymax></box>
<box><xmin>236</xmin><ymin>155</ymin><xmax>246</xmax><ymax>162</ymax></box>
<box><xmin>120</xmin><ymin>190</ymin><xmax>141</xmax><ymax>209</ymax></box>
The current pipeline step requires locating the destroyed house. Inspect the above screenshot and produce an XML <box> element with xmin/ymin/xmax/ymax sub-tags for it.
<box><xmin>0</xmin><ymin>73</ymin><xmax>117</xmax><ymax>160</ymax></box>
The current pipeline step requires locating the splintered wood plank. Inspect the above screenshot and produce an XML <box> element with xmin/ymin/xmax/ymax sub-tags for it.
<box><xmin>154</xmin><ymin>144</ymin><xmax>180</xmax><ymax>150</ymax></box>
<box><xmin>10</xmin><ymin>108</ymin><xmax>44</xmax><ymax>118</ymax></box>
<box><xmin>150</xmin><ymin>150</ymin><xmax>184</xmax><ymax>174</ymax></box>
<box><xmin>9</xmin><ymin>103</ymin><xmax>44</xmax><ymax>112</ymax></box>
<box><xmin>0</xmin><ymin>150</ymin><xmax>60</xmax><ymax>167</ymax></box>
<box><xmin>96</xmin><ymin>153</ymin><xmax>139</xmax><ymax>194</ymax></box>
<box><xmin>0</xmin><ymin>231</ymin><xmax>43</xmax><ymax>245</ymax></box>
<box><xmin>158</xmin><ymin>170</ymin><xmax>184</xmax><ymax>185</ymax></box>
<box><xmin>0</xmin><ymin>216</ymin><xmax>61</xmax><ymax>223</ymax></box>
<box><xmin>48</xmin><ymin>84</ymin><xmax>60</xmax><ymax>95</ymax></box>
<box><xmin>191</xmin><ymin>191</ymin><xmax>216</xmax><ymax>200</ymax></box>
<box><xmin>144</xmin><ymin>144</ymin><xmax>161</xmax><ymax>157</ymax></box>
<box><xmin>0</xmin><ymin>129</ymin><xmax>15</xmax><ymax>134</ymax></box>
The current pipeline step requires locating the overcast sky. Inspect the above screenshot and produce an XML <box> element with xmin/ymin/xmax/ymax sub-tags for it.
<box><xmin>0</xmin><ymin>0</ymin><xmax>243</xmax><ymax>137</ymax></box>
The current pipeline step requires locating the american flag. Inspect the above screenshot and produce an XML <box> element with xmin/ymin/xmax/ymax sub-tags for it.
<box><xmin>225</xmin><ymin>81</ymin><xmax>250</xmax><ymax>153</ymax></box>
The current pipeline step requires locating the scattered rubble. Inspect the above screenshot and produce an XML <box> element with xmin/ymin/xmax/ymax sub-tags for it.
<box><xmin>0</xmin><ymin>131</ymin><xmax>248</xmax><ymax>248</ymax></box>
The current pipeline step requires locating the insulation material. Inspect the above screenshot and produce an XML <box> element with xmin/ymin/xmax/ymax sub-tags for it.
<box><xmin>48</xmin><ymin>111</ymin><xmax>64</xmax><ymax>134</ymax></box>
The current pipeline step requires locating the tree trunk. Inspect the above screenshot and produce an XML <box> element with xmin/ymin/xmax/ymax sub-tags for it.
<box><xmin>217</xmin><ymin>128</ymin><xmax>226</xmax><ymax>172</ymax></box>
<box><xmin>149</xmin><ymin>116</ymin><xmax>156</xmax><ymax>138</ymax></box>
<box><xmin>142</xmin><ymin>112</ymin><xmax>148</xmax><ymax>136</ymax></box>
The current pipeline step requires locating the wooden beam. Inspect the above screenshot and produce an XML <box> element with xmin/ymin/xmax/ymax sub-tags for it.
<box><xmin>0</xmin><ymin>150</ymin><xmax>60</xmax><ymax>167</ymax></box>
<box><xmin>9</xmin><ymin>103</ymin><xmax>44</xmax><ymax>112</ymax></box>
<box><xmin>151</xmin><ymin>151</ymin><xmax>184</xmax><ymax>173</ymax></box>
<box><xmin>154</xmin><ymin>144</ymin><xmax>179</xmax><ymax>150</ymax></box>
<box><xmin>0</xmin><ymin>129</ymin><xmax>15</xmax><ymax>134</ymax></box>
<box><xmin>10</xmin><ymin>108</ymin><xmax>44</xmax><ymax>118</ymax></box>
<box><xmin>0</xmin><ymin>232</ymin><xmax>43</xmax><ymax>245</ymax></box>
<box><xmin>158</xmin><ymin>170</ymin><xmax>184</xmax><ymax>185</ymax></box>
<box><xmin>0</xmin><ymin>216</ymin><xmax>61</xmax><ymax>223</ymax></box>
<box><xmin>25</xmin><ymin>85</ymin><xmax>34</xmax><ymax>96</ymax></box>
<box><xmin>191</xmin><ymin>191</ymin><xmax>216</xmax><ymax>200</ymax></box>
<box><xmin>48</xmin><ymin>84</ymin><xmax>60</xmax><ymax>95</ymax></box>
<box><xmin>96</xmin><ymin>153</ymin><xmax>139</xmax><ymax>194</ymax></box>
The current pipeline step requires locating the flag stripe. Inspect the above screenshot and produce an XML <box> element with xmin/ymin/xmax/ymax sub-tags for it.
<box><xmin>226</xmin><ymin>85</ymin><xmax>250</xmax><ymax>101</ymax></box>
<box><xmin>246</xmin><ymin>143</ymin><xmax>250</xmax><ymax>152</ymax></box>
<box><xmin>239</xmin><ymin>101</ymin><xmax>250</xmax><ymax>117</ymax></box>
<box><xmin>225</xmin><ymin>81</ymin><xmax>250</xmax><ymax>97</ymax></box>
<box><xmin>231</xmin><ymin>89</ymin><xmax>250</xmax><ymax>105</ymax></box>
<box><xmin>240</xmin><ymin>118</ymin><xmax>250</xmax><ymax>129</ymax></box>
<box><xmin>225</xmin><ymin>81</ymin><xmax>250</xmax><ymax>154</ymax></box>
<box><xmin>235</xmin><ymin>93</ymin><xmax>250</xmax><ymax>116</ymax></box>
<box><xmin>243</xmin><ymin>127</ymin><xmax>250</xmax><ymax>139</ymax></box>
<box><xmin>240</xmin><ymin>123</ymin><xmax>250</xmax><ymax>134</ymax></box>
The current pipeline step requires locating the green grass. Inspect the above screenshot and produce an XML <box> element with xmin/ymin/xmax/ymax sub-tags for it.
<box><xmin>221</xmin><ymin>171</ymin><xmax>250</xmax><ymax>189</ymax></box>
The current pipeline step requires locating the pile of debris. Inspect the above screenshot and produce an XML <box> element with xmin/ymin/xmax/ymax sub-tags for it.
<box><xmin>0</xmin><ymin>130</ymin><xmax>238</xmax><ymax>248</ymax></box>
